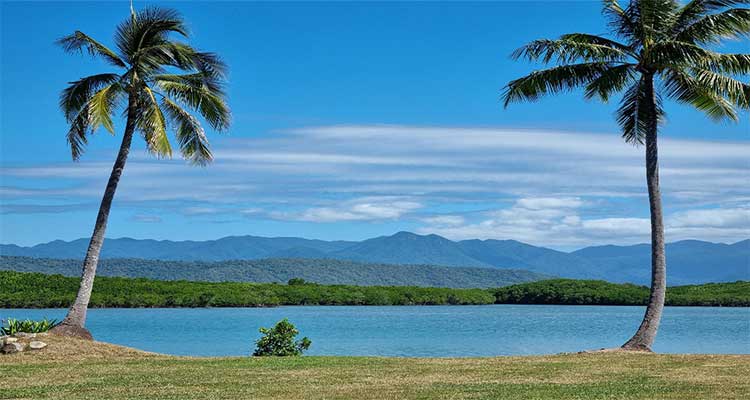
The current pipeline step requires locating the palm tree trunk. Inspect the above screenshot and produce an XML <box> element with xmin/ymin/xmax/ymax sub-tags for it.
<box><xmin>51</xmin><ymin>97</ymin><xmax>137</xmax><ymax>339</ymax></box>
<box><xmin>622</xmin><ymin>75</ymin><xmax>667</xmax><ymax>351</ymax></box>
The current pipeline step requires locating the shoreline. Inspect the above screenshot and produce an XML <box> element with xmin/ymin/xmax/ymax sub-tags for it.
<box><xmin>3</xmin><ymin>302</ymin><xmax>750</xmax><ymax>309</ymax></box>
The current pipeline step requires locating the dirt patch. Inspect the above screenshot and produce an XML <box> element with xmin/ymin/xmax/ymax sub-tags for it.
<box><xmin>49</xmin><ymin>323</ymin><xmax>94</xmax><ymax>340</ymax></box>
<box><xmin>1</xmin><ymin>334</ymin><xmax>163</xmax><ymax>363</ymax></box>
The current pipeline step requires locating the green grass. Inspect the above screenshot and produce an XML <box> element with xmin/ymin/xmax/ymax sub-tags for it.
<box><xmin>1</xmin><ymin>336</ymin><xmax>748</xmax><ymax>400</ymax></box>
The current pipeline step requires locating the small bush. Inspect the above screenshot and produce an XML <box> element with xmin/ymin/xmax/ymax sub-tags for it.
<box><xmin>287</xmin><ymin>278</ymin><xmax>307</xmax><ymax>286</ymax></box>
<box><xmin>1</xmin><ymin>318</ymin><xmax>60</xmax><ymax>335</ymax></box>
<box><xmin>252</xmin><ymin>319</ymin><xmax>311</xmax><ymax>356</ymax></box>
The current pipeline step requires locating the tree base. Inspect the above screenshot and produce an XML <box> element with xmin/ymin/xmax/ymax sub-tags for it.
<box><xmin>579</xmin><ymin>346</ymin><xmax>653</xmax><ymax>354</ymax></box>
<box><xmin>620</xmin><ymin>343</ymin><xmax>653</xmax><ymax>352</ymax></box>
<box><xmin>49</xmin><ymin>323</ymin><xmax>93</xmax><ymax>340</ymax></box>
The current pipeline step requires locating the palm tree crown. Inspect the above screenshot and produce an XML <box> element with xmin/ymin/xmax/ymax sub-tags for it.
<box><xmin>503</xmin><ymin>0</ymin><xmax>749</xmax><ymax>142</ymax></box>
<box><xmin>58</xmin><ymin>7</ymin><xmax>230</xmax><ymax>165</ymax></box>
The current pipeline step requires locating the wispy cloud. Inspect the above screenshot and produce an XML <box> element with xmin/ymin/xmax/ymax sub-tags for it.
<box><xmin>421</xmin><ymin>215</ymin><xmax>466</xmax><ymax>227</ymax></box>
<box><xmin>0</xmin><ymin>203</ymin><xmax>94</xmax><ymax>214</ymax></box>
<box><xmin>272</xmin><ymin>197</ymin><xmax>422</xmax><ymax>222</ymax></box>
<box><xmin>419</xmin><ymin>197</ymin><xmax>749</xmax><ymax>247</ymax></box>
<box><xmin>1</xmin><ymin>125</ymin><xmax>747</xmax><ymax>246</ymax></box>
<box><xmin>131</xmin><ymin>214</ymin><xmax>163</xmax><ymax>223</ymax></box>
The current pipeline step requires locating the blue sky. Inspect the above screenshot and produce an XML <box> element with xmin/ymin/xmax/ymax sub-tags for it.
<box><xmin>1</xmin><ymin>1</ymin><xmax>748</xmax><ymax>249</ymax></box>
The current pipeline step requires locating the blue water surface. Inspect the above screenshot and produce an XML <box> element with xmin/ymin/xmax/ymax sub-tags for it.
<box><xmin>2</xmin><ymin>306</ymin><xmax>748</xmax><ymax>357</ymax></box>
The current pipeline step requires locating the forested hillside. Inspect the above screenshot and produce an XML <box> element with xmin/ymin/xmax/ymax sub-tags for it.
<box><xmin>0</xmin><ymin>256</ymin><xmax>547</xmax><ymax>288</ymax></box>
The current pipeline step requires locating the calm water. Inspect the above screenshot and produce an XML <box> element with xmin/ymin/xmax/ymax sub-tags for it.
<box><xmin>2</xmin><ymin>306</ymin><xmax>748</xmax><ymax>357</ymax></box>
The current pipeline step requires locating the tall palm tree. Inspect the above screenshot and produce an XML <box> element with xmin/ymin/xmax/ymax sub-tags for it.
<box><xmin>503</xmin><ymin>0</ymin><xmax>748</xmax><ymax>351</ymax></box>
<box><xmin>50</xmin><ymin>7</ymin><xmax>230</xmax><ymax>339</ymax></box>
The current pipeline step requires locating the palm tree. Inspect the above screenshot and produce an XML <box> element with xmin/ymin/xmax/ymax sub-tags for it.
<box><xmin>50</xmin><ymin>7</ymin><xmax>230</xmax><ymax>339</ymax></box>
<box><xmin>503</xmin><ymin>0</ymin><xmax>748</xmax><ymax>351</ymax></box>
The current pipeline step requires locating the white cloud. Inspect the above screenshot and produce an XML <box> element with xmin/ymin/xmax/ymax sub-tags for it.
<box><xmin>240</xmin><ymin>208</ymin><xmax>263</xmax><ymax>216</ymax></box>
<box><xmin>516</xmin><ymin>197</ymin><xmax>584</xmax><ymax>210</ymax></box>
<box><xmin>181</xmin><ymin>207</ymin><xmax>223</xmax><ymax>216</ymax></box>
<box><xmin>4</xmin><ymin>126</ymin><xmax>747</xmax><ymax>208</ymax></box>
<box><xmin>131</xmin><ymin>214</ymin><xmax>162</xmax><ymax>223</ymax></box>
<box><xmin>665</xmin><ymin>208</ymin><xmax>750</xmax><ymax>243</ymax></box>
<box><xmin>418</xmin><ymin>197</ymin><xmax>748</xmax><ymax>248</ymax></box>
<box><xmin>580</xmin><ymin>218</ymin><xmax>651</xmax><ymax>238</ymax></box>
<box><xmin>2</xmin><ymin>124</ymin><xmax>748</xmax><ymax>246</ymax></box>
<box><xmin>418</xmin><ymin>197</ymin><xmax>597</xmax><ymax>246</ymax></box>
<box><xmin>289</xmin><ymin>125</ymin><xmax>750</xmax><ymax>161</ymax></box>
<box><xmin>0</xmin><ymin>203</ymin><xmax>93</xmax><ymax>214</ymax></box>
<box><xmin>422</xmin><ymin>215</ymin><xmax>466</xmax><ymax>227</ymax></box>
<box><xmin>668</xmin><ymin>208</ymin><xmax>750</xmax><ymax>229</ymax></box>
<box><xmin>276</xmin><ymin>197</ymin><xmax>422</xmax><ymax>222</ymax></box>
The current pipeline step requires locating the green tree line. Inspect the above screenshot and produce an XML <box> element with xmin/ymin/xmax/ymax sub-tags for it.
<box><xmin>492</xmin><ymin>279</ymin><xmax>750</xmax><ymax>307</ymax></box>
<box><xmin>1</xmin><ymin>271</ymin><xmax>747</xmax><ymax>308</ymax></box>
<box><xmin>0</xmin><ymin>272</ymin><xmax>494</xmax><ymax>308</ymax></box>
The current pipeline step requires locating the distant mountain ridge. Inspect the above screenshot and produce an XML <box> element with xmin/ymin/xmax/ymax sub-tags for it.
<box><xmin>0</xmin><ymin>236</ymin><xmax>355</xmax><ymax>261</ymax></box>
<box><xmin>1</xmin><ymin>232</ymin><xmax>747</xmax><ymax>285</ymax></box>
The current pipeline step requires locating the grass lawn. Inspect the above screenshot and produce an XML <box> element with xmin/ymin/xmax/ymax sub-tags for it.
<box><xmin>1</xmin><ymin>336</ymin><xmax>748</xmax><ymax>400</ymax></box>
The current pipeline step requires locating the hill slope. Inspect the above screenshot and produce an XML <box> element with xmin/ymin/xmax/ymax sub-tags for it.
<box><xmin>0</xmin><ymin>256</ymin><xmax>549</xmax><ymax>288</ymax></box>
<box><xmin>457</xmin><ymin>239</ymin><xmax>605</xmax><ymax>280</ymax></box>
<box><xmin>572</xmin><ymin>239</ymin><xmax>750</xmax><ymax>285</ymax></box>
<box><xmin>332</xmin><ymin>232</ymin><xmax>491</xmax><ymax>267</ymax></box>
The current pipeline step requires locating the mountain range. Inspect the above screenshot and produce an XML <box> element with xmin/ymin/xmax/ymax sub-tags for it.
<box><xmin>2</xmin><ymin>232</ymin><xmax>748</xmax><ymax>285</ymax></box>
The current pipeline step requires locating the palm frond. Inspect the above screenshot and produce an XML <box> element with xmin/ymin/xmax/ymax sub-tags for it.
<box><xmin>132</xmin><ymin>42</ymin><xmax>193</xmax><ymax>73</ymax></box>
<box><xmin>154</xmin><ymin>76</ymin><xmax>230</xmax><ymax>130</ymax></box>
<box><xmin>152</xmin><ymin>71</ymin><xmax>224</xmax><ymax>95</ymax></box>
<box><xmin>649</xmin><ymin>41</ymin><xmax>750</xmax><ymax>75</ymax></box>
<box><xmin>161</xmin><ymin>98</ymin><xmax>213</xmax><ymax>165</ymax></box>
<box><xmin>616</xmin><ymin>77</ymin><xmax>666</xmax><ymax>145</ymax></box>
<box><xmin>584</xmin><ymin>64</ymin><xmax>637</xmax><ymax>101</ymax></box>
<box><xmin>692</xmin><ymin>68</ymin><xmax>750</xmax><ymax>108</ymax></box>
<box><xmin>560</xmin><ymin>33</ymin><xmax>636</xmax><ymax>55</ymax></box>
<box><xmin>66</xmin><ymin>106</ymin><xmax>91</xmax><ymax>161</ymax></box>
<box><xmin>64</xmin><ymin>88</ymin><xmax>120</xmax><ymax>160</ymax></box>
<box><xmin>88</xmin><ymin>83</ymin><xmax>124</xmax><ymax>134</ymax></box>
<box><xmin>503</xmin><ymin>62</ymin><xmax>617</xmax><ymax>107</ymax></box>
<box><xmin>136</xmin><ymin>86</ymin><xmax>172</xmax><ymax>158</ymax></box>
<box><xmin>192</xmin><ymin>52</ymin><xmax>228</xmax><ymax>79</ymax></box>
<box><xmin>647</xmin><ymin>40</ymin><xmax>722</xmax><ymax>69</ymax></box>
<box><xmin>705</xmin><ymin>53</ymin><xmax>750</xmax><ymax>74</ymax></box>
<box><xmin>57</xmin><ymin>31</ymin><xmax>126</xmax><ymax>67</ymax></box>
<box><xmin>602</xmin><ymin>0</ymin><xmax>638</xmax><ymax>42</ymax></box>
<box><xmin>663</xmin><ymin>69</ymin><xmax>743</xmax><ymax>119</ymax></box>
<box><xmin>676</xmin><ymin>7</ymin><xmax>750</xmax><ymax>43</ymax></box>
<box><xmin>134</xmin><ymin>42</ymin><xmax>227</xmax><ymax>79</ymax></box>
<box><xmin>637</xmin><ymin>0</ymin><xmax>681</xmax><ymax>43</ymax></box>
<box><xmin>672</xmin><ymin>0</ymin><xmax>749</xmax><ymax>34</ymax></box>
<box><xmin>59</xmin><ymin>74</ymin><xmax>120</xmax><ymax>121</ymax></box>
<box><xmin>512</xmin><ymin>39</ymin><xmax>630</xmax><ymax>64</ymax></box>
<box><xmin>115</xmin><ymin>7</ymin><xmax>187</xmax><ymax>64</ymax></box>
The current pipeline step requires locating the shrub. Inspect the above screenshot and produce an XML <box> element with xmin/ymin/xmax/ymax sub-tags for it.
<box><xmin>252</xmin><ymin>319</ymin><xmax>311</xmax><ymax>356</ymax></box>
<box><xmin>1</xmin><ymin>318</ymin><xmax>60</xmax><ymax>335</ymax></box>
<box><xmin>287</xmin><ymin>278</ymin><xmax>308</xmax><ymax>286</ymax></box>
